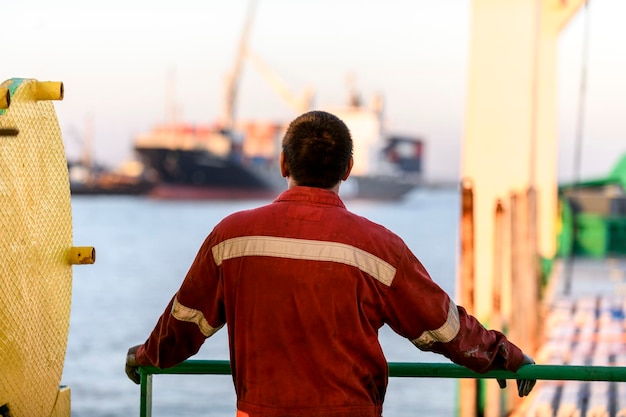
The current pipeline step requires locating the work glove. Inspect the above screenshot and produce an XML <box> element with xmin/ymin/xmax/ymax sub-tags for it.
<box><xmin>125</xmin><ymin>344</ymin><xmax>142</xmax><ymax>385</ymax></box>
<box><xmin>496</xmin><ymin>353</ymin><xmax>536</xmax><ymax>397</ymax></box>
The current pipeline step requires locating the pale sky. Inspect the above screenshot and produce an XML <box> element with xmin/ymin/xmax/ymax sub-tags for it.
<box><xmin>3</xmin><ymin>0</ymin><xmax>626</xmax><ymax>182</ymax></box>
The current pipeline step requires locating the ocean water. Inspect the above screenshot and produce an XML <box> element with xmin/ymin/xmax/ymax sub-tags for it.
<box><xmin>63</xmin><ymin>187</ymin><xmax>461</xmax><ymax>417</ymax></box>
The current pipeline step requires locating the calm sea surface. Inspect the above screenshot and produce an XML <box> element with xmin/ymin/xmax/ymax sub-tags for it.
<box><xmin>64</xmin><ymin>187</ymin><xmax>460</xmax><ymax>417</ymax></box>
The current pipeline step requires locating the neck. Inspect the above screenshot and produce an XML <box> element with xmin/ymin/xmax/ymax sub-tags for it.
<box><xmin>286</xmin><ymin>177</ymin><xmax>341</xmax><ymax>194</ymax></box>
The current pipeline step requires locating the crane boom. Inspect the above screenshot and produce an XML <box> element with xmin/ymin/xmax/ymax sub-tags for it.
<box><xmin>245</xmin><ymin>47</ymin><xmax>314</xmax><ymax>115</ymax></box>
<box><xmin>222</xmin><ymin>0</ymin><xmax>257</xmax><ymax>131</ymax></box>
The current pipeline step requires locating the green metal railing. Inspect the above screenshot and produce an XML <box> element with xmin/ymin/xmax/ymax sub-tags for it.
<box><xmin>138</xmin><ymin>360</ymin><xmax>626</xmax><ymax>417</ymax></box>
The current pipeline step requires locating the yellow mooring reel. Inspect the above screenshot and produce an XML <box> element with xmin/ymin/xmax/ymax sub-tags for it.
<box><xmin>0</xmin><ymin>78</ymin><xmax>95</xmax><ymax>417</ymax></box>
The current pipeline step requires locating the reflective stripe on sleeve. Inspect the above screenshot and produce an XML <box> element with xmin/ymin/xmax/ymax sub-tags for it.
<box><xmin>211</xmin><ymin>236</ymin><xmax>397</xmax><ymax>287</ymax></box>
<box><xmin>171</xmin><ymin>297</ymin><xmax>221</xmax><ymax>338</ymax></box>
<box><xmin>411</xmin><ymin>300</ymin><xmax>460</xmax><ymax>349</ymax></box>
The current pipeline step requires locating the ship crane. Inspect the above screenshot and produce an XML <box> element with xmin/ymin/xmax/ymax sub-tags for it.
<box><xmin>221</xmin><ymin>0</ymin><xmax>257</xmax><ymax>132</ymax></box>
<box><xmin>244</xmin><ymin>47</ymin><xmax>315</xmax><ymax>115</ymax></box>
<box><xmin>222</xmin><ymin>0</ymin><xmax>314</xmax><ymax>128</ymax></box>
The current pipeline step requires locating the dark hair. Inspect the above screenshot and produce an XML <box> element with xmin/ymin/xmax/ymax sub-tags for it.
<box><xmin>282</xmin><ymin>110</ymin><xmax>353</xmax><ymax>188</ymax></box>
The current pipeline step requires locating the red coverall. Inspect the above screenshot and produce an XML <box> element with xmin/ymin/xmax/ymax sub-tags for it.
<box><xmin>135</xmin><ymin>186</ymin><xmax>526</xmax><ymax>417</ymax></box>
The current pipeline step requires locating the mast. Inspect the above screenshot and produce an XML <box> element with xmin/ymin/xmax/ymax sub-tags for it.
<box><xmin>222</xmin><ymin>0</ymin><xmax>258</xmax><ymax>132</ymax></box>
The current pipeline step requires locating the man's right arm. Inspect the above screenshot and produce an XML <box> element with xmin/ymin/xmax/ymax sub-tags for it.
<box><xmin>125</xmin><ymin>235</ymin><xmax>226</xmax><ymax>383</ymax></box>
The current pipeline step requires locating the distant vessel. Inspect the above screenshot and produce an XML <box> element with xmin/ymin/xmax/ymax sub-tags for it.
<box><xmin>65</xmin><ymin>117</ymin><xmax>155</xmax><ymax>196</ymax></box>
<box><xmin>327</xmin><ymin>97</ymin><xmax>424</xmax><ymax>200</ymax></box>
<box><xmin>133</xmin><ymin>100</ymin><xmax>424</xmax><ymax>201</ymax></box>
<box><xmin>68</xmin><ymin>159</ymin><xmax>155</xmax><ymax>196</ymax></box>
<box><xmin>133</xmin><ymin>121</ymin><xmax>283</xmax><ymax>200</ymax></box>
<box><xmin>133</xmin><ymin>0</ymin><xmax>424</xmax><ymax>201</ymax></box>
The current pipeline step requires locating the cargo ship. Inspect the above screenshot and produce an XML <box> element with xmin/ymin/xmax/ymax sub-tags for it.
<box><xmin>130</xmin><ymin>0</ymin><xmax>424</xmax><ymax>201</ymax></box>
<box><xmin>133</xmin><ymin>101</ymin><xmax>425</xmax><ymax>201</ymax></box>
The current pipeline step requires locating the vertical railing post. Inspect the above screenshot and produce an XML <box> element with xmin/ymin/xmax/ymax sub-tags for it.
<box><xmin>485</xmin><ymin>199</ymin><xmax>505</xmax><ymax>417</ymax></box>
<box><xmin>507</xmin><ymin>191</ymin><xmax>520</xmax><ymax>412</ymax></box>
<box><xmin>459</xmin><ymin>178</ymin><xmax>478</xmax><ymax>417</ymax></box>
<box><xmin>140</xmin><ymin>371</ymin><xmax>153</xmax><ymax>417</ymax></box>
<box><xmin>526</xmin><ymin>186</ymin><xmax>541</xmax><ymax>352</ymax></box>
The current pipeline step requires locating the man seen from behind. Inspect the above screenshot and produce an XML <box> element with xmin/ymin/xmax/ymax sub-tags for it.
<box><xmin>126</xmin><ymin>110</ymin><xmax>536</xmax><ymax>417</ymax></box>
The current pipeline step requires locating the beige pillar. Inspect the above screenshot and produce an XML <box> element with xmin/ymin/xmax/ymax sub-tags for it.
<box><xmin>460</xmin><ymin>1</ymin><xmax>584</xmax><ymax>415</ymax></box>
<box><xmin>461</xmin><ymin>0</ymin><xmax>584</xmax><ymax>323</ymax></box>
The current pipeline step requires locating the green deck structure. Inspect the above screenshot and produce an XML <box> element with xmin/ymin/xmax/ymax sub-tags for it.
<box><xmin>558</xmin><ymin>154</ymin><xmax>626</xmax><ymax>258</ymax></box>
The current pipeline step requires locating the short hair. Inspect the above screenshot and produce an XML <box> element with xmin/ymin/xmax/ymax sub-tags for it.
<box><xmin>282</xmin><ymin>111</ymin><xmax>353</xmax><ymax>188</ymax></box>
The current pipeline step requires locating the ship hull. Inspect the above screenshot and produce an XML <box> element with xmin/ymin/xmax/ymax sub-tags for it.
<box><xmin>148</xmin><ymin>183</ymin><xmax>281</xmax><ymax>200</ymax></box>
<box><xmin>136</xmin><ymin>147</ymin><xmax>277</xmax><ymax>189</ymax></box>
<box><xmin>135</xmin><ymin>147</ymin><xmax>418</xmax><ymax>201</ymax></box>
<box><xmin>340</xmin><ymin>176</ymin><xmax>417</xmax><ymax>201</ymax></box>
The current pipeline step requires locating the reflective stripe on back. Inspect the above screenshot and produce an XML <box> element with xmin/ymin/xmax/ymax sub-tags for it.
<box><xmin>211</xmin><ymin>236</ymin><xmax>396</xmax><ymax>286</ymax></box>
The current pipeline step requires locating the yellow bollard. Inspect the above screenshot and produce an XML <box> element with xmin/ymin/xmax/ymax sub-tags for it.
<box><xmin>34</xmin><ymin>81</ymin><xmax>64</xmax><ymax>101</ymax></box>
<box><xmin>0</xmin><ymin>87</ymin><xmax>9</xmax><ymax>109</ymax></box>
<box><xmin>67</xmin><ymin>246</ymin><xmax>96</xmax><ymax>265</ymax></box>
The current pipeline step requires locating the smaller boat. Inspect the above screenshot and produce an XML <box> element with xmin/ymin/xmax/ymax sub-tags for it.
<box><xmin>68</xmin><ymin>159</ymin><xmax>155</xmax><ymax>196</ymax></box>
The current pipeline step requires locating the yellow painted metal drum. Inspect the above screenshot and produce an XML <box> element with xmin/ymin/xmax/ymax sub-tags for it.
<box><xmin>0</xmin><ymin>78</ymin><xmax>92</xmax><ymax>416</ymax></box>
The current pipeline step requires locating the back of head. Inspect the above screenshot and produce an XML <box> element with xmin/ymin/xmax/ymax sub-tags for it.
<box><xmin>282</xmin><ymin>110</ymin><xmax>353</xmax><ymax>189</ymax></box>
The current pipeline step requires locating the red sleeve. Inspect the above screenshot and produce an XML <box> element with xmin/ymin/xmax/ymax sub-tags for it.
<box><xmin>135</xmin><ymin>234</ymin><xmax>226</xmax><ymax>369</ymax></box>
<box><xmin>383</xmin><ymin>248</ymin><xmax>525</xmax><ymax>374</ymax></box>
<box><xmin>427</xmin><ymin>305</ymin><xmax>526</xmax><ymax>373</ymax></box>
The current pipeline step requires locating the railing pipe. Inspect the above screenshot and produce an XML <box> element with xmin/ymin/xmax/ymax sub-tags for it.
<box><xmin>138</xmin><ymin>361</ymin><xmax>626</xmax><ymax>417</ymax></box>
<box><xmin>140</xmin><ymin>360</ymin><xmax>626</xmax><ymax>381</ymax></box>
